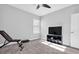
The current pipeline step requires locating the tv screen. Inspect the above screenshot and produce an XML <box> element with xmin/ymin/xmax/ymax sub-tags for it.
<box><xmin>48</xmin><ymin>26</ymin><xmax>62</xmax><ymax>35</ymax></box>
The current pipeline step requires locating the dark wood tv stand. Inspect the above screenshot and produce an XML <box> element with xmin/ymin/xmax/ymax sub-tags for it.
<box><xmin>47</xmin><ymin>34</ymin><xmax>62</xmax><ymax>45</ymax></box>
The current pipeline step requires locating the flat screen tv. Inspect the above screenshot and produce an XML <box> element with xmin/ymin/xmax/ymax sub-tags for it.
<box><xmin>48</xmin><ymin>26</ymin><xmax>62</xmax><ymax>35</ymax></box>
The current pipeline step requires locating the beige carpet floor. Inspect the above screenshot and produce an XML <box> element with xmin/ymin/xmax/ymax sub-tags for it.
<box><xmin>0</xmin><ymin>39</ymin><xmax>79</xmax><ymax>54</ymax></box>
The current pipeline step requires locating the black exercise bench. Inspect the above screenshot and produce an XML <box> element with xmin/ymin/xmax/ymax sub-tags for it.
<box><xmin>0</xmin><ymin>31</ymin><xmax>29</xmax><ymax>51</ymax></box>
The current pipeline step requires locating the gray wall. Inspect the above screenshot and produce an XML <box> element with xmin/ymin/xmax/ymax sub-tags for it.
<box><xmin>0</xmin><ymin>4</ymin><xmax>40</xmax><ymax>41</ymax></box>
<box><xmin>41</xmin><ymin>4</ymin><xmax>79</xmax><ymax>46</ymax></box>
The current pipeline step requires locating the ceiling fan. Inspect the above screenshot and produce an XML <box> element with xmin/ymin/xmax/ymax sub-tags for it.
<box><xmin>36</xmin><ymin>4</ymin><xmax>51</xmax><ymax>9</ymax></box>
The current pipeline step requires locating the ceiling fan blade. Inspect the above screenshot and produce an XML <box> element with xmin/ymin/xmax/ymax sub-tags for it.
<box><xmin>42</xmin><ymin>4</ymin><xmax>51</xmax><ymax>8</ymax></box>
<box><xmin>37</xmin><ymin>5</ymin><xmax>40</xmax><ymax>9</ymax></box>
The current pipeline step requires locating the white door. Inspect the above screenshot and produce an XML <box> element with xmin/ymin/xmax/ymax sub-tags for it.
<box><xmin>71</xmin><ymin>14</ymin><xmax>79</xmax><ymax>48</ymax></box>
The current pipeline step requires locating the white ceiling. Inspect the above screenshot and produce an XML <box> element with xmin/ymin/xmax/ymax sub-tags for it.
<box><xmin>9</xmin><ymin>4</ymin><xmax>72</xmax><ymax>16</ymax></box>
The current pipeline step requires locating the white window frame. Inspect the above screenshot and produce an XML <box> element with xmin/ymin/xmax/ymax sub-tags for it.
<box><xmin>33</xmin><ymin>19</ymin><xmax>40</xmax><ymax>34</ymax></box>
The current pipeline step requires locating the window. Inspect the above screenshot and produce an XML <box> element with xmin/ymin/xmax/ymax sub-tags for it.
<box><xmin>33</xmin><ymin>19</ymin><xmax>40</xmax><ymax>34</ymax></box>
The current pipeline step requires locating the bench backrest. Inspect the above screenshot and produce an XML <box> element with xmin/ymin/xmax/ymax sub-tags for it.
<box><xmin>0</xmin><ymin>31</ymin><xmax>13</xmax><ymax>41</ymax></box>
